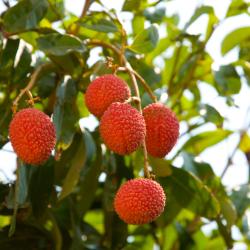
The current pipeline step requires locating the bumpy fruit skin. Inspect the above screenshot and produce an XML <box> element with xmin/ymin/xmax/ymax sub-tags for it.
<box><xmin>9</xmin><ymin>108</ymin><xmax>56</xmax><ymax>165</ymax></box>
<box><xmin>143</xmin><ymin>103</ymin><xmax>179</xmax><ymax>158</ymax></box>
<box><xmin>100</xmin><ymin>102</ymin><xmax>146</xmax><ymax>155</ymax></box>
<box><xmin>114</xmin><ymin>178</ymin><xmax>166</xmax><ymax>224</ymax></box>
<box><xmin>85</xmin><ymin>74</ymin><xmax>131</xmax><ymax>118</ymax></box>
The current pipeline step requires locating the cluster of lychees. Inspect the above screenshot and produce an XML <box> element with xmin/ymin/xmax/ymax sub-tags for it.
<box><xmin>85</xmin><ymin>74</ymin><xmax>179</xmax><ymax>225</ymax></box>
<box><xmin>8</xmin><ymin>73</ymin><xmax>179</xmax><ymax>225</ymax></box>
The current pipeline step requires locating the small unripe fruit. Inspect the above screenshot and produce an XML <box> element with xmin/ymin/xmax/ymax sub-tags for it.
<box><xmin>9</xmin><ymin>108</ymin><xmax>56</xmax><ymax>165</ymax></box>
<box><xmin>100</xmin><ymin>102</ymin><xmax>146</xmax><ymax>155</ymax></box>
<box><xmin>114</xmin><ymin>178</ymin><xmax>166</xmax><ymax>224</ymax></box>
<box><xmin>143</xmin><ymin>103</ymin><xmax>179</xmax><ymax>158</ymax></box>
<box><xmin>85</xmin><ymin>74</ymin><xmax>131</xmax><ymax>117</ymax></box>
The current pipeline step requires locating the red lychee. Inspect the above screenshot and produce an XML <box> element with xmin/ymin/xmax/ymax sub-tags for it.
<box><xmin>9</xmin><ymin>108</ymin><xmax>56</xmax><ymax>165</ymax></box>
<box><xmin>85</xmin><ymin>74</ymin><xmax>131</xmax><ymax>118</ymax></box>
<box><xmin>100</xmin><ymin>102</ymin><xmax>146</xmax><ymax>155</ymax></box>
<box><xmin>114</xmin><ymin>178</ymin><xmax>166</xmax><ymax>224</ymax></box>
<box><xmin>143</xmin><ymin>103</ymin><xmax>179</xmax><ymax>158</ymax></box>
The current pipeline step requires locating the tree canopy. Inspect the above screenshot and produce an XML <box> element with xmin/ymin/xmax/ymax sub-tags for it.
<box><xmin>0</xmin><ymin>0</ymin><xmax>250</xmax><ymax>249</ymax></box>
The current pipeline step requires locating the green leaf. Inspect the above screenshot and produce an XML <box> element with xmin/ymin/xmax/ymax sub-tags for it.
<box><xmin>103</xmin><ymin>176</ymin><xmax>128</xmax><ymax>249</ymax></box>
<box><xmin>184</xmin><ymin>6</ymin><xmax>216</xmax><ymax>30</ymax></box>
<box><xmin>221</xmin><ymin>27</ymin><xmax>250</xmax><ymax>55</ymax></box>
<box><xmin>182</xmin><ymin>152</ymin><xmax>214</xmax><ymax>181</ymax></box>
<box><xmin>29</xmin><ymin>158</ymin><xmax>54</xmax><ymax>218</ymax></box>
<box><xmin>214</xmin><ymin>65</ymin><xmax>241</xmax><ymax>95</ymax></box>
<box><xmin>122</xmin><ymin>0</ymin><xmax>147</xmax><ymax>11</ymax></box>
<box><xmin>77</xmin><ymin>137</ymin><xmax>101</xmax><ymax>215</ymax></box>
<box><xmin>132</xmin><ymin>15</ymin><xmax>145</xmax><ymax>35</ymax></box>
<box><xmin>79</xmin><ymin>13</ymin><xmax>118</xmax><ymax>33</ymax></box>
<box><xmin>0</xmin><ymin>39</ymin><xmax>20</xmax><ymax>76</ymax></box>
<box><xmin>226</xmin><ymin>0</ymin><xmax>249</xmax><ymax>18</ymax></box>
<box><xmin>46</xmin><ymin>0</ymin><xmax>65</xmax><ymax>22</ymax></box>
<box><xmin>183</xmin><ymin>129</ymin><xmax>232</xmax><ymax>154</ymax></box>
<box><xmin>13</xmin><ymin>46</ymin><xmax>32</xmax><ymax>84</ymax></box>
<box><xmin>53</xmin><ymin>77</ymin><xmax>79</xmax><ymax>150</ymax></box>
<box><xmin>199</xmin><ymin>104</ymin><xmax>223</xmax><ymax>127</ymax></box>
<box><xmin>149</xmin><ymin>157</ymin><xmax>172</xmax><ymax>177</ymax></box>
<box><xmin>37</xmin><ymin>33</ymin><xmax>85</xmax><ymax>56</ymax></box>
<box><xmin>37</xmin><ymin>73</ymin><xmax>56</xmax><ymax>98</ymax></box>
<box><xmin>184</xmin><ymin>5</ymin><xmax>218</xmax><ymax>41</ymax></box>
<box><xmin>159</xmin><ymin>167</ymin><xmax>220</xmax><ymax>219</ymax></box>
<box><xmin>145</xmin><ymin>37</ymin><xmax>171</xmax><ymax>64</ymax></box>
<box><xmin>239</xmin><ymin>133</ymin><xmax>250</xmax><ymax>153</ymax></box>
<box><xmin>3</xmin><ymin>0</ymin><xmax>48</xmax><ymax>33</ymax></box>
<box><xmin>129</xmin><ymin>25</ymin><xmax>159</xmax><ymax>54</ymax></box>
<box><xmin>58</xmin><ymin>132</ymin><xmax>87</xmax><ymax>201</ymax></box>
<box><xmin>162</xmin><ymin>45</ymin><xmax>189</xmax><ymax>86</ymax></box>
<box><xmin>231</xmin><ymin>184</ymin><xmax>250</xmax><ymax>218</ymax></box>
<box><xmin>220</xmin><ymin>198</ymin><xmax>237</xmax><ymax>229</ymax></box>
<box><xmin>144</xmin><ymin>7</ymin><xmax>166</xmax><ymax>23</ymax></box>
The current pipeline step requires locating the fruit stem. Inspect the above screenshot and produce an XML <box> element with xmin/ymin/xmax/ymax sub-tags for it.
<box><xmin>117</xmin><ymin>67</ymin><xmax>157</xmax><ymax>103</ymax></box>
<box><xmin>86</xmin><ymin>40</ymin><xmax>157</xmax><ymax>103</ymax></box>
<box><xmin>12</xmin><ymin>63</ymin><xmax>54</xmax><ymax>113</ymax></box>
<box><xmin>86</xmin><ymin>39</ymin><xmax>152</xmax><ymax>179</ymax></box>
<box><xmin>123</xmin><ymin>61</ymin><xmax>151</xmax><ymax>179</ymax></box>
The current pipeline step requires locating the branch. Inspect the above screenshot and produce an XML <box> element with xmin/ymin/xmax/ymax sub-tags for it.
<box><xmin>221</xmin><ymin>129</ymin><xmax>248</xmax><ymax>179</ymax></box>
<box><xmin>86</xmin><ymin>39</ymin><xmax>121</xmax><ymax>58</ymax></box>
<box><xmin>118</xmin><ymin>67</ymin><xmax>157</xmax><ymax>103</ymax></box>
<box><xmin>86</xmin><ymin>39</ymin><xmax>152</xmax><ymax>178</ymax></box>
<box><xmin>12</xmin><ymin>63</ymin><xmax>54</xmax><ymax>112</ymax></box>
<box><xmin>86</xmin><ymin>40</ymin><xmax>157</xmax><ymax>103</ymax></box>
<box><xmin>71</xmin><ymin>0</ymin><xmax>92</xmax><ymax>35</ymax></box>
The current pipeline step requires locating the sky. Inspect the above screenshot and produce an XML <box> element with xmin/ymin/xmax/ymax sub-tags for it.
<box><xmin>0</xmin><ymin>1</ymin><xmax>250</xmax><ymax>248</ymax></box>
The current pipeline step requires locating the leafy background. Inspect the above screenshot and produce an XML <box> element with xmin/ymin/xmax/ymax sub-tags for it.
<box><xmin>0</xmin><ymin>0</ymin><xmax>250</xmax><ymax>249</ymax></box>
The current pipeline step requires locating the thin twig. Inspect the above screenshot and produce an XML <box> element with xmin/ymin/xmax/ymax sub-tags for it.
<box><xmin>12</xmin><ymin>63</ymin><xmax>53</xmax><ymax>112</ymax></box>
<box><xmin>122</xmin><ymin>59</ymin><xmax>151</xmax><ymax>179</ymax></box>
<box><xmin>118</xmin><ymin>67</ymin><xmax>157</xmax><ymax>102</ymax></box>
<box><xmin>86</xmin><ymin>39</ymin><xmax>121</xmax><ymax>58</ymax></box>
<box><xmin>47</xmin><ymin>0</ymin><xmax>67</xmax><ymax>30</ymax></box>
<box><xmin>87</xmin><ymin>41</ymin><xmax>157</xmax><ymax>103</ymax></box>
<box><xmin>167</xmin><ymin>43</ymin><xmax>182</xmax><ymax>96</ymax></box>
<box><xmin>86</xmin><ymin>39</ymin><xmax>151</xmax><ymax>178</ymax></box>
<box><xmin>221</xmin><ymin>128</ymin><xmax>249</xmax><ymax>178</ymax></box>
<box><xmin>71</xmin><ymin>0</ymin><xmax>91</xmax><ymax>35</ymax></box>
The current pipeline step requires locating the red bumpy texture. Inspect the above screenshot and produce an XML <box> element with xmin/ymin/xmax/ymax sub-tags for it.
<box><xmin>143</xmin><ymin>103</ymin><xmax>179</xmax><ymax>158</ymax></box>
<box><xmin>100</xmin><ymin>102</ymin><xmax>146</xmax><ymax>155</ymax></box>
<box><xmin>9</xmin><ymin>108</ymin><xmax>56</xmax><ymax>165</ymax></box>
<box><xmin>85</xmin><ymin>74</ymin><xmax>131</xmax><ymax>118</ymax></box>
<box><xmin>114</xmin><ymin>178</ymin><xmax>166</xmax><ymax>224</ymax></box>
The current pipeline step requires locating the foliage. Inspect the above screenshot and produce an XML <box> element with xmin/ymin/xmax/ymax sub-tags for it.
<box><xmin>0</xmin><ymin>0</ymin><xmax>250</xmax><ymax>249</ymax></box>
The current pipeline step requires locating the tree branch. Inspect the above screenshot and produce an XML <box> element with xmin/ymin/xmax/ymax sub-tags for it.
<box><xmin>71</xmin><ymin>0</ymin><xmax>92</xmax><ymax>35</ymax></box>
<box><xmin>86</xmin><ymin>39</ymin><xmax>151</xmax><ymax>178</ymax></box>
<box><xmin>12</xmin><ymin>63</ymin><xmax>54</xmax><ymax>112</ymax></box>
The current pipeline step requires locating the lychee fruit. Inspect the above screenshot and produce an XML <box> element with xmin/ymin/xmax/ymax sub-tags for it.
<box><xmin>100</xmin><ymin>102</ymin><xmax>146</xmax><ymax>155</ymax></box>
<box><xmin>114</xmin><ymin>178</ymin><xmax>166</xmax><ymax>224</ymax></box>
<box><xmin>143</xmin><ymin>103</ymin><xmax>179</xmax><ymax>158</ymax></box>
<box><xmin>9</xmin><ymin>108</ymin><xmax>56</xmax><ymax>165</ymax></box>
<box><xmin>85</xmin><ymin>74</ymin><xmax>131</xmax><ymax>118</ymax></box>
